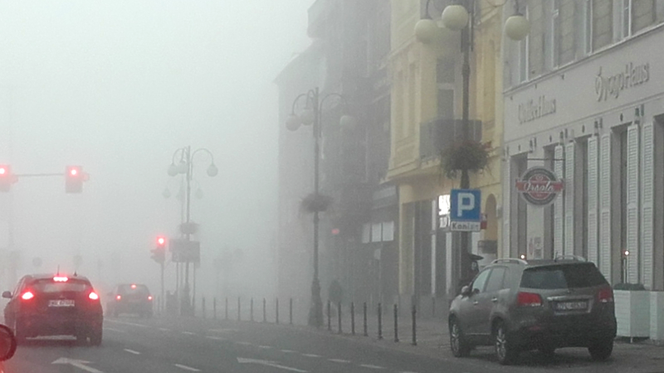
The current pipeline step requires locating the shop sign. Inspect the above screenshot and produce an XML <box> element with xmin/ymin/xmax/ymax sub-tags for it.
<box><xmin>595</xmin><ymin>62</ymin><xmax>650</xmax><ymax>102</ymax></box>
<box><xmin>518</xmin><ymin>95</ymin><xmax>557</xmax><ymax>124</ymax></box>
<box><xmin>515</xmin><ymin>166</ymin><xmax>564</xmax><ymax>206</ymax></box>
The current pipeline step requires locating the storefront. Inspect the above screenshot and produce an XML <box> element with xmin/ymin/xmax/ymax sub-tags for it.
<box><xmin>503</xmin><ymin>27</ymin><xmax>664</xmax><ymax>290</ymax></box>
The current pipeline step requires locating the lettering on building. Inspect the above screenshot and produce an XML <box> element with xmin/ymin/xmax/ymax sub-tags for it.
<box><xmin>595</xmin><ymin>62</ymin><xmax>650</xmax><ymax>102</ymax></box>
<box><xmin>518</xmin><ymin>96</ymin><xmax>557</xmax><ymax>124</ymax></box>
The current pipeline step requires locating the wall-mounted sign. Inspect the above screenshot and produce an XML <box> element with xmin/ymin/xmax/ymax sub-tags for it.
<box><xmin>595</xmin><ymin>62</ymin><xmax>650</xmax><ymax>102</ymax></box>
<box><xmin>518</xmin><ymin>95</ymin><xmax>557</xmax><ymax>124</ymax></box>
<box><xmin>515</xmin><ymin>166</ymin><xmax>564</xmax><ymax>206</ymax></box>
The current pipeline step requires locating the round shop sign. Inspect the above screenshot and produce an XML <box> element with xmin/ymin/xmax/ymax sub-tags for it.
<box><xmin>515</xmin><ymin>166</ymin><xmax>564</xmax><ymax>206</ymax></box>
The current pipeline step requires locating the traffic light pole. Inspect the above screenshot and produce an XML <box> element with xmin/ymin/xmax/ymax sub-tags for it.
<box><xmin>160</xmin><ymin>261</ymin><xmax>165</xmax><ymax>314</ymax></box>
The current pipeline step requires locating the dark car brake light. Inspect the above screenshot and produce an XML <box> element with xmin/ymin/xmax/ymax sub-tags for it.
<box><xmin>597</xmin><ymin>286</ymin><xmax>614</xmax><ymax>303</ymax></box>
<box><xmin>517</xmin><ymin>292</ymin><xmax>542</xmax><ymax>307</ymax></box>
<box><xmin>88</xmin><ymin>291</ymin><xmax>99</xmax><ymax>300</ymax></box>
<box><xmin>21</xmin><ymin>291</ymin><xmax>35</xmax><ymax>300</ymax></box>
<box><xmin>116</xmin><ymin>295</ymin><xmax>122</xmax><ymax>301</ymax></box>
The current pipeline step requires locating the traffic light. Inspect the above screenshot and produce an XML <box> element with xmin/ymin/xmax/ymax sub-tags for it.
<box><xmin>65</xmin><ymin>166</ymin><xmax>84</xmax><ymax>193</ymax></box>
<box><xmin>0</xmin><ymin>165</ymin><xmax>16</xmax><ymax>192</ymax></box>
<box><xmin>151</xmin><ymin>236</ymin><xmax>167</xmax><ymax>264</ymax></box>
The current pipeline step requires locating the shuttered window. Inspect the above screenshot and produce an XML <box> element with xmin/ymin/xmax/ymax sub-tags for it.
<box><xmin>587</xmin><ymin>136</ymin><xmax>599</xmax><ymax>265</ymax></box>
<box><xmin>599</xmin><ymin>134</ymin><xmax>612</xmax><ymax>280</ymax></box>
<box><xmin>564</xmin><ymin>142</ymin><xmax>575</xmax><ymax>256</ymax></box>
<box><xmin>641</xmin><ymin>122</ymin><xmax>654</xmax><ymax>288</ymax></box>
<box><xmin>554</xmin><ymin>145</ymin><xmax>565</xmax><ymax>256</ymax></box>
<box><xmin>626</xmin><ymin>125</ymin><xmax>640</xmax><ymax>284</ymax></box>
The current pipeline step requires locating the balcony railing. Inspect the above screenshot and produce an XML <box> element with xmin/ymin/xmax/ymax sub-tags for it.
<box><xmin>420</xmin><ymin>118</ymin><xmax>482</xmax><ymax>160</ymax></box>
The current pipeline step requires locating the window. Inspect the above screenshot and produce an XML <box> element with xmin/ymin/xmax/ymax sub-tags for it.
<box><xmin>616</xmin><ymin>0</ymin><xmax>632</xmax><ymax>40</ymax></box>
<box><xmin>576</xmin><ymin>0</ymin><xmax>593</xmax><ymax>57</ymax></box>
<box><xmin>485</xmin><ymin>267</ymin><xmax>508</xmax><ymax>292</ymax></box>
<box><xmin>471</xmin><ymin>269</ymin><xmax>491</xmax><ymax>293</ymax></box>
<box><xmin>545</xmin><ymin>0</ymin><xmax>561</xmax><ymax>70</ymax></box>
<box><xmin>592</xmin><ymin>0</ymin><xmax>613</xmax><ymax>50</ymax></box>
<box><xmin>520</xmin><ymin>263</ymin><xmax>607</xmax><ymax>289</ymax></box>
<box><xmin>518</xmin><ymin>4</ymin><xmax>530</xmax><ymax>82</ymax></box>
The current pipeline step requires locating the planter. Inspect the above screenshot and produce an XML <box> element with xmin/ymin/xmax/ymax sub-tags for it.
<box><xmin>651</xmin><ymin>291</ymin><xmax>664</xmax><ymax>343</ymax></box>
<box><xmin>614</xmin><ymin>290</ymin><xmax>650</xmax><ymax>338</ymax></box>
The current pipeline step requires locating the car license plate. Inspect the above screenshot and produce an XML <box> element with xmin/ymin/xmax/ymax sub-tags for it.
<box><xmin>48</xmin><ymin>299</ymin><xmax>75</xmax><ymax>307</ymax></box>
<box><xmin>555</xmin><ymin>301</ymin><xmax>587</xmax><ymax>311</ymax></box>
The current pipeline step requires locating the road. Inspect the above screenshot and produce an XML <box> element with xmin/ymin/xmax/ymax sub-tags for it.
<box><xmin>3</xmin><ymin>315</ymin><xmax>664</xmax><ymax>373</ymax></box>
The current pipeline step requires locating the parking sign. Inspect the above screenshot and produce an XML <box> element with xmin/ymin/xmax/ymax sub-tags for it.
<box><xmin>450</xmin><ymin>189</ymin><xmax>481</xmax><ymax>222</ymax></box>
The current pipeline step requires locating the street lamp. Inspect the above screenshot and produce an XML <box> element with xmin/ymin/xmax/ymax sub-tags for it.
<box><xmin>286</xmin><ymin>87</ymin><xmax>352</xmax><ymax>327</ymax></box>
<box><xmin>167</xmin><ymin>146</ymin><xmax>217</xmax><ymax>315</ymax></box>
<box><xmin>415</xmin><ymin>0</ymin><xmax>529</xmax><ymax>292</ymax></box>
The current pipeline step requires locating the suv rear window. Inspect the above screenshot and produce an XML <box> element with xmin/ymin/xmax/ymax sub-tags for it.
<box><xmin>119</xmin><ymin>285</ymin><xmax>149</xmax><ymax>295</ymax></box>
<box><xmin>520</xmin><ymin>263</ymin><xmax>607</xmax><ymax>289</ymax></box>
<box><xmin>32</xmin><ymin>279</ymin><xmax>89</xmax><ymax>293</ymax></box>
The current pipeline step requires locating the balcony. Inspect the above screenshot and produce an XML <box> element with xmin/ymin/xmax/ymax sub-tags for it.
<box><xmin>420</xmin><ymin>118</ymin><xmax>482</xmax><ymax>160</ymax></box>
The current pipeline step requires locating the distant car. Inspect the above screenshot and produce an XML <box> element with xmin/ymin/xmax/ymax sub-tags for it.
<box><xmin>106</xmin><ymin>284</ymin><xmax>153</xmax><ymax>317</ymax></box>
<box><xmin>2</xmin><ymin>273</ymin><xmax>103</xmax><ymax>345</ymax></box>
<box><xmin>448</xmin><ymin>256</ymin><xmax>616</xmax><ymax>365</ymax></box>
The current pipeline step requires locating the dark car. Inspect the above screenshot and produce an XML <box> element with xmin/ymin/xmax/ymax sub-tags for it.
<box><xmin>106</xmin><ymin>284</ymin><xmax>153</xmax><ymax>317</ymax></box>
<box><xmin>2</xmin><ymin>273</ymin><xmax>103</xmax><ymax>345</ymax></box>
<box><xmin>448</xmin><ymin>256</ymin><xmax>616</xmax><ymax>365</ymax></box>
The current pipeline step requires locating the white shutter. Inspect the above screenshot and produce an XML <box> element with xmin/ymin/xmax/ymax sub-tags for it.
<box><xmin>503</xmin><ymin>157</ymin><xmax>511</xmax><ymax>258</ymax></box>
<box><xmin>599</xmin><ymin>133</ymin><xmax>612</xmax><ymax>280</ymax></box>
<box><xmin>564</xmin><ymin>142</ymin><xmax>575</xmax><ymax>256</ymax></box>
<box><xmin>587</xmin><ymin>136</ymin><xmax>599</xmax><ymax>265</ymax></box>
<box><xmin>641</xmin><ymin>122</ymin><xmax>654</xmax><ymax>288</ymax></box>
<box><xmin>626</xmin><ymin>125</ymin><xmax>640</xmax><ymax>284</ymax></box>
<box><xmin>553</xmin><ymin>145</ymin><xmax>565</xmax><ymax>257</ymax></box>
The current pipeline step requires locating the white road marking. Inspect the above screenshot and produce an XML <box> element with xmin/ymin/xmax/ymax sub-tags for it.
<box><xmin>52</xmin><ymin>358</ymin><xmax>104</xmax><ymax>373</ymax></box>
<box><xmin>302</xmin><ymin>354</ymin><xmax>321</xmax><ymax>358</ymax></box>
<box><xmin>281</xmin><ymin>349</ymin><xmax>296</xmax><ymax>353</ymax></box>
<box><xmin>174</xmin><ymin>363</ymin><xmax>201</xmax><ymax>372</ymax></box>
<box><xmin>360</xmin><ymin>364</ymin><xmax>386</xmax><ymax>369</ymax></box>
<box><xmin>210</xmin><ymin>328</ymin><xmax>238</xmax><ymax>333</ymax></box>
<box><xmin>103</xmin><ymin>327</ymin><xmax>125</xmax><ymax>333</ymax></box>
<box><xmin>105</xmin><ymin>320</ymin><xmax>149</xmax><ymax>328</ymax></box>
<box><xmin>258</xmin><ymin>345</ymin><xmax>272</xmax><ymax>349</ymax></box>
<box><xmin>206</xmin><ymin>336</ymin><xmax>225</xmax><ymax>341</ymax></box>
<box><xmin>123</xmin><ymin>349</ymin><xmax>141</xmax><ymax>355</ymax></box>
<box><xmin>181</xmin><ymin>331</ymin><xmax>196</xmax><ymax>335</ymax></box>
<box><xmin>328</xmin><ymin>359</ymin><xmax>351</xmax><ymax>363</ymax></box>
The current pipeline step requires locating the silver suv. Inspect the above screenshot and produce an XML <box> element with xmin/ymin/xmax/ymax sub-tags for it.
<box><xmin>448</xmin><ymin>256</ymin><xmax>617</xmax><ymax>365</ymax></box>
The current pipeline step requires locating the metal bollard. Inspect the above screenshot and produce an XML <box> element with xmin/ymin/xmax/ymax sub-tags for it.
<box><xmin>276</xmin><ymin>298</ymin><xmax>279</xmax><ymax>324</ymax></box>
<box><xmin>351</xmin><ymin>302</ymin><xmax>355</xmax><ymax>335</ymax></box>
<box><xmin>202</xmin><ymin>297</ymin><xmax>206</xmax><ymax>319</ymax></box>
<box><xmin>225</xmin><ymin>297</ymin><xmax>228</xmax><ymax>320</ymax></box>
<box><xmin>337</xmin><ymin>301</ymin><xmax>342</xmax><ymax>334</ymax></box>
<box><xmin>213</xmin><ymin>297</ymin><xmax>217</xmax><ymax>320</ymax></box>
<box><xmin>363</xmin><ymin>302</ymin><xmax>368</xmax><ymax>336</ymax></box>
<box><xmin>411</xmin><ymin>302</ymin><xmax>417</xmax><ymax>346</ymax></box>
<box><xmin>327</xmin><ymin>300</ymin><xmax>331</xmax><ymax>331</ymax></box>
<box><xmin>393</xmin><ymin>304</ymin><xmax>399</xmax><ymax>342</ymax></box>
<box><xmin>289</xmin><ymin>298</ymin><xmax>293</xmax><ymax>325</ymax></box>
<box><xmin>263</xmin><ymin>298</ymin><xmax>267</xmax><ymax>323</ymax></box>
<box><xmin>250</xmin><ymin>298</ymin><xmax>254</xmax><ymax>322</ymax></box>
<box><xmin>378</xmin><ymin>303</ymin><xmax>383</xmax><ymax>340</ymax></box>
<box><xmin>237</xmin><ymin>297</ymin><xmax>241</xmax><ymax>321</ymax></box>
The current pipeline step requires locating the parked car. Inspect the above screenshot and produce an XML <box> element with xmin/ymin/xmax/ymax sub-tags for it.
<box><xmin>2</xmin><ymin>273</ymin><xmax>103</xmax><ymax>345</ymax></box>
<box><xmin>106</xmin><ymin>284</ymin><xmax>153</xmax><ymax>317</ymax></box>
<box><xmin>0</xmin><ymin>324</ymin><xmax>16</xmax><ymax>372</ymax></box>
<box><xmin>448</xmin><ymin>256</ymin><xmax>616</xmax><ymax>365</ymax></box>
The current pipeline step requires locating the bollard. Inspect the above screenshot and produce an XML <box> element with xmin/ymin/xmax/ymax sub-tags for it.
<box><xmin>378</xmin><ymin>303</ymin><xmax>383</xmax><ymax>340</ymax></box>
<box><xmin>250</xmin><ymin>298</ymin><xmax>254</xmax><ymax>322</ymax></box>
<box><xmin>225</xmin><ymin>297</ymin><xmax>228</xmax><ymax>320</ymax></box>
<box><xmin>263</xmin><ymin>298</ymin><xmax>267</xmax><ymax>323</ymax></box>
<box><xmin>337</xmin><ymin>301</ymin><xmax>342</xmax><ymax>334</ymax></box>
<box><xmin>289</xmin><ymin>298</ymin><xmax>293</xmax><ymax>325</ymax></box>
<box><xmin>276</xmin><ymin>298</ymin><xmax>280</xmax><ymax>324</ymax></box>
<box><xmin>237</xmin><ymin>297</ymin><xmax>241</xmax><ymax>321</ymax></box>
<box><xmin>351</xmin><ymin>302</ymin><xmax>355</xmax><ymax>335</ymax></box>
<box><xmin>213</xmin><ymin>297</ymin><xmax>217</xmax><ymax>320</ymax></box>
<box><xmin>363</xmin><ymin>302</ymin><xmax>368</xmax><ymax>336</ymax></box>
<box><xmin>411</xmin><ymin>302</ymin><xmax>417</xmax><ymax>346</ymax></box>
<box><xmin>202</xmin><ymin>297</ymin><xmax>206</xmax><ymax>319</ymax></box>
<box><xmin>327</xmin><ymin>300</ymin><xmax>331</xmax><ymax>331</ymax></box>
<box><xmin>393</xmin><ymin>304</ymin><xmax>399</xmax><ymax>342</ymax></box>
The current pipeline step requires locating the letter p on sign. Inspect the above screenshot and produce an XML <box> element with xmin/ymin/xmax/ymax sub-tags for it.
<box><xmin>450</xmin><ymin>189</ymin><xmax>481</xmax><ymax>222</ymax></box>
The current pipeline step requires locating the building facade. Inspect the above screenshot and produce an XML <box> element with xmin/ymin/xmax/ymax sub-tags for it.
<box><xmin>503</xmin><ymin>0</ymin><xmax>664</xmax><ymax>289</ymax></box>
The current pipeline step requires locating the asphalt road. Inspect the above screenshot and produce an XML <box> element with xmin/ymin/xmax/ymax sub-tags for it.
<box><xmin>3</xmin><ymin>315</ymin><xmax>663</xmax><ymax>373</ymax></box>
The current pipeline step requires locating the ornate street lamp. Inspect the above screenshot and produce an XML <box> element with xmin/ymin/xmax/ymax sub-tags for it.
<box><xmin>286</xmin><ymin>87</ymin><xmax>353</xmax><ymax>327</ymax></box>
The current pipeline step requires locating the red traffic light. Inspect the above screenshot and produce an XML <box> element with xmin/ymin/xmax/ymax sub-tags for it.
<box><xmin>156</xmin><ymin>236</ymin><xmax>166</xmax><ymax>247</ymax></box>
<box><xmin>65</xmin><ymin>166</ymin><xmax>84</xmax><ymax>193</ymax></box>
<box><xmin>0</xmin><ymin>167</ymin><xmax>6</xmax><ymax>175</ymax></box>
<box><xmin>0</xmin><ymin>164</ymin><xmax>13</xmax><ymax>192</ymax></box>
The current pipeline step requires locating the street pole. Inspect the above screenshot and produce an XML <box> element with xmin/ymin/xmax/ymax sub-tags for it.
<box><xmin>184</xmin><ymin>145</ymin><xmax>192</xmax><ymax>315</ymax></box>
<box><xmin>309</xmin><ymin>87</ymin><xmax>324</xmax><ymax>328</ymax></box>
<box><xmin>160</xmin><ymin>261</ymin><xmax>165</xmax><ymax>314</ymax></box>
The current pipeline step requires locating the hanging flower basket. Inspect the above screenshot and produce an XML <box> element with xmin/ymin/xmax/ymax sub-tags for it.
<box><xmin>441</xmin><ymin>140</ymin><xmax>490</xmax><ymax>179</ymax></box>
<box><xmin>300</xmin><ymin>193</ymin><xmax>333</xmax><ymax>213</ymax></box>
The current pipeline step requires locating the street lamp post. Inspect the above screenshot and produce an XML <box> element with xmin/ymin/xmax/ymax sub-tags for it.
<box><xmin>415</xmin><ymin>0</ymin><xmax>529</xmax><ymax>291</ymax></box>
<box><xmin>168</xmin><ymin>146</ymin><xmax>218</xmax><ymax>315</ymax></box>
<box><xmin>286</xmin><ymin>87</ymin><xmax>352</xmax><ymax>327</ymax></box>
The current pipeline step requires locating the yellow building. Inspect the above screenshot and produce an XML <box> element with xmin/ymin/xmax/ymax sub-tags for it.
<box><xmin>387</xmin><ymin>0</ymin><xmax>505</xmax><ymax>305</ymax></box>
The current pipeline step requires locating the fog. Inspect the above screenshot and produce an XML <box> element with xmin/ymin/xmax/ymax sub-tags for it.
<box><xmin>0</xmin><ymin>1</ymin><xmax>312</xmax><ymax>299</ymax></box>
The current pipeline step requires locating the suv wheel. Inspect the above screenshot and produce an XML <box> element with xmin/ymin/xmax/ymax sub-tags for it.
<box><xmin>449</xmin><ymin>318</ymin><xmax>471</xmax><ymax>357</ymax></box>
<box><xmin>588</xmin><ymin>339</ymin><xmax>613</xmax><ymax>361</ymax></box>
<box><xmin>494</xmin><ymin>322</ymin><xmax>519</xmax><ymax>365</ymax></box>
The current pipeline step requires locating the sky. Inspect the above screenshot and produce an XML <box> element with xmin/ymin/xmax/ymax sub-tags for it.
<box><xmin>0</xmin><ymin>0</ymin><xmax>313</xmax><ymax>298</ymax></box>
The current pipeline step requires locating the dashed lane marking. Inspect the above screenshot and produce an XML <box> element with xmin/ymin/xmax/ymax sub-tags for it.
<box><xmin>281</xmin><ymin>349</ymin><xmax>296</xmax><ymax>353</ymax></box>
<box><xmin>124</xmin><ymin>349</ymin><xmax>141</xmax><ymax>355</ymax></box>
<box><xmin>302</xmin><ymin>354</ymin><xmax>321</xmax><ymax>358</ymax></box>
<box><xmin>181</xmin><ymin>331</ymin><xmax>196</xmax><ymax>335</ymax></box>
<box><xmin>360</xmin><ymin>364</ymin><xmax>386</xmax><ymax>369</ymax></box>
<box><xmin>174</xmin><ymin>363</ymin><xmax>201</xmax><ymax>372</ymax></box>
<box><xmin>328</xmin><ymin>359</ymin><xmax>351</xmax><ymax>363</ymax></box>
<box><xmin>258</xmin><ymin>345</ymin><xmax>272</xmax><ymax>349</ymax></box>
<box><xmin>206</xmin><ymin>336</ymin><xmax>225</xmax><ymax>341</ymax></box>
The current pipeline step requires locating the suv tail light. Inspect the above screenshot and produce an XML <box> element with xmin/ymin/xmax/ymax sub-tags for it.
<box><xmin>597</xmin><ymin>286</ymin><xmax>614</xmax><ymax>303</ymax></box>
<box><xmin>89</xmin><ymin>292</ymin><xmax>99</xmax><ymax>300</ymax></box>
<box><xmin>21</xmin><ymin>291</ymin><xmax>35</xmax><ymax>300</ymax></box>
<box><xmin>517</xmin><ymin>292</ymin><xmax>542</xmax><ymax>307</ymax></box>
<box><xmin>116</xmin><ymin>295</ymin><xmax>122</xmax><ymax>301</ymax></box>
<box><xmin>148</xmin><ymin>296</ymin><xmax>153</xmax><ymax>301</ymax></box>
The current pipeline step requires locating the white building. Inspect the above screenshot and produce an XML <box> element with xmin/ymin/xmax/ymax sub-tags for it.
<box><xmin>502</xmin><ymin>1</ymin><xmax>664</xmax><ymax>289</ymax></box>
